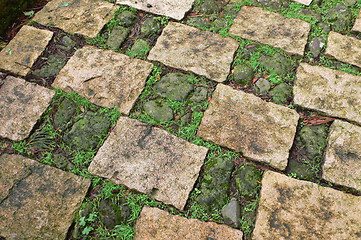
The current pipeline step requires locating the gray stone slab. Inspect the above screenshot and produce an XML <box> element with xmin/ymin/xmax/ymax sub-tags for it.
<box><xmin>294</xmin><ymin>63</ymin><xmax>361</xmax><ymax>124</ymax></box>
<box><xmin>325</xmin><ymin>31</ymin><xmax>361</xmax><ymax>68</ymax></box>
<box><xmin>229</xmin><ymin>6</ymin><xmax>311</xmax><ymax>55</ymax></box>
<box><xmin>116</xmin><ymin>0</ymin><xmax>195</xmax><ymax>20</ymax></box>
<box><xmin>352</xmin><ymin>9</ymin><xmax>361</xmax><ymax>32</ymax></box>
<box><xmin>88</xmin><ymin>117</ymin><xmax>208</xmax><ymax>209</ymax></box>
<box><xmin>0</xmin><ymin>154</ymin><xmax>90</xmax><ymax>239</ymax></box>
<box><xmin>197</xmin><ymin>84</ymin><xmax>299</xmax><ymax>170</ymax></box>
<box><xmin>292</xmin><ymin>0</ymin><xmax>313</xmax><ymax>5</ymax></box>
<box><xmin>0</xmin><ymin>25</ymin><xmax>53</xmax><ymax>76</ymax></box>
<box><xmin>323</xmin><ymin>120</ymin><xmax>361</xmax><ymax>192</ymax></box>
<box><xmin>148</xmin><ymin>22</ymin><xmax>238</xmax><ymax>83</ymax></box>
<box><xmin>52</xmin><ymin>46</ymin><xmax>153</xmax><ymax>114</ymax></box>
<box><xmin>253</xmin><ymin>171</ymin><xmax>361</xmax><ymax>239</ymax></box>
<box><xmin>0</xmin><ymin>76</ymin><xmax>55</xmax><ymax>141</ymax></box>
<box><xmin>32</xmin><ymin>0</ymin><xmax>117</xmax><ymax>38</ymax></box>
<box><xmin>134</xmin><ymin>206</ymin><xmax>243</xmax><ymax>239</ymax></box>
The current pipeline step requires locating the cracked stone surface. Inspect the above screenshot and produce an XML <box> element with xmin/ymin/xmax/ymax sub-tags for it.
<box><xmin>0</xmin><ymin>154</ymin><xmax>90</xmax><ymax>239</ymax></box>
<box><xmin>116</xmin><ymin>0</ymin><xmax>195</xmax><ymax>20</ymax></box>
<box><xmin>32</xmin><ymin>0</ymin><xmax>117</xmax><ymax>38</ymax></box>
<box><xmin>229</xmin><ymin>6</ymin><xmax>311</xmax><ymax>55</ymax></box>
<box><xmin>294</xmin><ymin>63</ymin><xmax>361</xmax><ymax>124</ymax></box>
<box><xmin>0</xmin><ymin>76</ymin><xmax>55</xmax><ymax>141</ymax></box>
<box><xmin>253</xmin><ymin>171</ymin><xmax>361</xmax><ymax>239</ymax></box>
<box><xmin>0</xmin><ymin>25</ymin><xmax>53</xmax><ymax>77</ymax></box>
<box><xmin>323</xmin><ymin>120</ymin><xmax>361</xmax><ymax>192</ymax></box>
<box><xmin>134</xmin><ymin>206</ymin><xmax>243</xmax><ymax>239</ymax></box>
<box><xmin>88</xmin><ymin>116</ymin><xmax>208</xmax><ymax>210</ymax></box>
<box><xmin>352</xmin><ymin>9</ymin><xmax>361</xmax><ymax>32</ymax></box>
<box><xmin>325</xmin><ymin>32</ymin><xmax>361</xmax><ymax>68</ymax></box>
<box><xmin>197</xmin><ymin>84</ymin><xmax>299</xmax><ymax>170</ymax></box>
<box><xmin>148</xmin><ymin>22</ymin><xmax>238</xmax><ymax>83</ymax></box>
<box><xmin>52</xmin><ymin>46</ymin><xmax>153</xmax><ymax>115</ymax></box>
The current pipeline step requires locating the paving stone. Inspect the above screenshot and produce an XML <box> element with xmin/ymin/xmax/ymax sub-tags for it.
<box><xmin>0</xmin><ymin>76</ymin><xmax>55</xmax><ymax>141</ymax></box>
<box><xmin>116</xmin><ymin>0</ymin><xmax>195</xmax><ymax>20</ymax></box>
<box><xmin>134</xmin><ymin>206</ymin><xmax>243</xmax><ymax>239</ymax></box>
<box><xmin>0</xmin><ymin>154</ymin><xmax>90</xmax><ymax>239</ymax></box>
<box><xmin>32</xmin><ymin>0</ymin><xmax>117</xmax><ymax>38</ymax></box>
<box><xmin>253</xmin><ymin>171</ymin><xmax>361</xmax><ymax>239</ymax></box>
<box><xmin>148</xmin><ymin>22</ymin><xmax>238</xmax><ymax>83</ymax></box>
<box><xmin>229</xmin><ymin>6</ymin><xmax>311</xmax><ymax>55</ymax></box>
<box><xmin>292</xmin><ymin>0</ymin><xmax>313</xmax><ymax>5</ymax></box>
<box><xmin>88</xmin><ymin>117</ymin><xmax>208</xmax><ymax>209</ymax></box>
<box><xmin>0</xmin><ymin>25</ymin><xmax>53</xmax><ymax>76</ymax></box>
<box><xmin>325</xmin><ymin>32</ymin><xmax>361</xmax><ymax>68</ymax></box>
<box><xmin>323</xmin><ymin>120</ymin><xmax>361</xmax><ymax>192</ymax></box>
<box><xmin>197</xmin><ymin>84</ymin><xmax>298</xmax><ymax>170</ymax></box>
<box><xmin>52</xmin><ymin>46</ymin><xmax>153</xmax><ymax>115</ymax></box>
<box><xmin>294</xmin><ymin>63</ymin><xmax>361</xmax><ymax>124</ymax></box>
<box><xmin>352</xmin><ymin>9</ymin><xmax>361</xmax><ymax>32</ymax></box>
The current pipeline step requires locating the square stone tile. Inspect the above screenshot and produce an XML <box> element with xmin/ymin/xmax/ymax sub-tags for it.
<box><xmin>0</xmin><ymin>154</ymin><xmax>90</xmax><ymax>239</ymax></box>
<box><xmin>229</xmin><ymin>6</ymin><xmax>311</xmax><ymax>55</ymax></box>
<box><xmin>148</xmin><ymin>22</ymin><xmax>238</xmax><ymax>83</ymax></box>
<box><xmin>0</xmin><ymin>76</ymin><xmax>55</xmax><ymax>141</ymax></box>
<box><xmin>32</xmin><ymin>0</ymin><xmax>118</xmax><ymax>38</ymax></box>
<box><xmin>88</xmin><ymin>117</ymin><xmax>208</xmax><ymax>210</ymax></box>
<box><xmin>197</xmin><ymin>84</ymin><xmax>299</xmax><ymax>170</ymax></box>
<box><xmin>0</xmin><ymin>25</ymin><xmax>53</xmax><ymax>76</ymax></box>
<box><xmin>52</xmin><ymin>46</ymin><xmax>153</xmax><ymax>114</ymax></box>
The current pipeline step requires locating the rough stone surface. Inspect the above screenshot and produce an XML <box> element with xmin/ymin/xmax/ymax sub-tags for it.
<box><xmin>153</xmin><ymin>73</ymin><xmax>194</xmax><ymax>101</ymax></box>
<box><xmin>221</xmin><ymin>200</ymin><xmax>241</xmax><ymax>228</ymax></box>
<box><xmin>325</xmin><ymin>32</ymin><xmax>361</xmax><ymax>68</ymax></box>
<box><xmin>134</xmin><ymin>206</ymin><xmax>243</xmax><ymax>239</ymax></box>
<box><xmin>269</xmin><ymin>83</ymin><xmax>292</xmax><ymax>104</ymax></box>
<box><xmin>189</xmin><ymin>87</ymin><xmax>209</xmax><ymax>104</ymax></box>
<box><xmin>352</xmin><ymin>9</ymin><xmax>361</xmax><ymax>32</ymax></box>
<box><xmin>324</xmin><ymin>3</ymin><xmax>352</xmax><ymax>32</ymax></box>
<box><xmin>197</xmin><ymin>84</ymin><xmax>299</xmax><ymax>170</ymax></box>
<box><xmin>235</xmin><ymin>165</ymin><xmax>262</xmax><ymax>199</ymax></box>
<box><xmin>294</xmin><ymin>63</ymin><xmax>361</xmax><ymax>124</ymax></box>
<box><xmin>259</xmin><ymin>53</ymin><xmax>293</xmax><ymax>76</ymax></box>
<box><xmin>229</xmin><ymin>6</ymin><xmax>311</xmax><ymax>55</ymax></box>
<box><xmin>32</xmin><ymin>0</ymin><xmax>117</xmax><ymax>38</ymax></box>
<box><xmin>292</xmin><ymin>0</ymin><xmax>312</xmax><ymax>5</ymax></box>
<box><xmin>141</xmin><ymin>18</ymin><xmax>161</xmax><ymax>38</ymax></box>
<box><xmin>52</xmin><ymin>46</ymin><xmax>153</xmax><ymax>115</ymax></box>
<box><xmin>130</xmin><ymin>39</ymin><xmax>150</xmax><ymax>58</ymax></box>
<box><xmin>0</xmin><ymin>76</ymin><xmax>55</xmax><ymax>141</ymax></box>
<box><xmin>253</xmin><ymin>171</ymin><xmax>361</xmax><ymax>239</ymax></box>
<box><xmin>116</xmin><ymin>0</ymin><xmax>195</xmax><ymax>20</ymax></box>
<box><xmin>323</xmin><ymin>120</ymin><xmax>361</xmax><ymax>192</ymax></box>
<box><xmin>233</xmin><ymin>63</ymin><xmax>254</xmax><ymax>85</ymax></box>
<box><xmin>32</xmin><ymin>54</ymin><xmax>68</xmax><ymax>78</ymax></box>
<box><xmin>143</xmin><ymin>100</ymin><xmax>174</xmax><ymax>122</ymax></box>
<box><xmin>148</xmin><ymin>22</ymin><xmax>238</xmax><ymax>83</ymax></box>
<box><xmin>0</xmin><ymin>154</ymin><xmax>90</xmax><ymax>240</ymax></box>
<box><xmin>0</xmin><ymin>25</ymin><xmax>53</xmax><ymax>76</ymax></box>
<box><xmin>88</xmin><ymin>117</ymin><xmax>208</xmax><ymax>210</ymax></box>
<box><xmin>106</xmin><ymin>26</ymin><xmax>130</xmax><ymax>50</ymax></box>
<box><xmin>255</xmin><ymin>78</ymin><xmax>271</xmax><ymax>94</ymax></box>
<box><xmin>98</xmin><ymin>198</ymin><xmax>130</xmax><ymax>229</ymax></box>
<box><xmin>54</xmin><ymin>98</ymin><xmax>77</xmax><ymax>128</ymax></box>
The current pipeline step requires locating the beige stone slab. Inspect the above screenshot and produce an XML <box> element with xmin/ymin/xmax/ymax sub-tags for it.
<box><xmin>116</xmin><ymin>0</ymin><xmax>194</xmax><ymax>20</ymax></box>
<box><xmin>294</xmin><ymin>63</ymin><xmax>361</xmax><ymax>124</ymax></box>
<box><xmin>88</xmin><ymin>117</ymin><xmax>208</xmax><ymax>209</ymax></box>
<box><xmin>292</xmin><ymin>0</ymin><xmax>313</xmax><ymax>5</ymax></box>
<box><xmin>32</xmin><ymin>0</ymin><xmax>117</xmax><ymax>38</ymax></box>
<box><xmin>0</xmin><ymin>76</ymin><xmax>55</xmax><ymax>141</ymax></box>
<box><xmin>352</xmin><ymin>9</ymin><xmax>361</xmax><ymax>32</ymax></box>
<box><xmin>0</xmin><ymin>25</ymin><xmax>53</xmax><ymax>76</ymax></box>
<box><xmin>229</xmin><ymin>6</ymin><xmax>311</xmax><ymax>55</ymax></box>
<box><xmin>323</xmin><ymin>120</ymin><xmax>361</xmax><ymax>192</ymax></box>
<box><xmin>197</xmin><ymin>84</ymin><xmax>299</xmax><ymax>170</ymax></box>
<box><xmin>253</xmin><ymin>171</ymin><xmax>361</xmax><ymax>239</ymax></box>
<box><xmin>148</xmin><ymin>22</ymin><xmax>238</xmax><ymax>83</ymax></box>
<box><xmin>325</xmin><ymin>32</ymin><xmax>361</xmax><ymax>68</ymax></box>
<box><xmin>0</xmin><ymin>154</ymin><xmax>90</xmax><ymax>240</ymax></box>
<box><xmin>52</xmin><ymin>46</ymin><xmax>153</xmax><ymax>114</ymax></box>
<box><xmin>134</xmin><ymin>206</ymin><xmax>243</xmax><ymax>239</ymax></box>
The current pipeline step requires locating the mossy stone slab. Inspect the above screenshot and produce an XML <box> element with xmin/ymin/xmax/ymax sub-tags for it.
<box><xmin>106</xmin><ymin>26</ymin><xmax>130</xmax><ymax>50</ymax></box>
<box><xmin>143</xmin><ymin>100</ymin><xmax>174</xmax><ymax>122</ymax></box>
<box><xmin>153</xmin><ymin>73</ymin><xmax>194</xmax><ymax>101</ymax></box>
<box><xmin>235</xmin><ymin>165</ymin><xmax>262</xmax><ymax>199</ymax></box>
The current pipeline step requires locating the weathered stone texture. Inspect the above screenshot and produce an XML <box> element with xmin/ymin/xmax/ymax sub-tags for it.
<box><xmin>325</xmin><ymin>32</ymin><xmax>361</xmax><ymax>68</ymax></box>
<box><xmin>292</xmin><ymin>0</ymin><xmax>313</xmax><ymax>5</ymax></box>
<box><xmin>197</xmin><ymin>84</ymin><xmax>299</xmax><ymax>170</ymax></box>
<box><xmin>134</xmin><ymin>206</ymin><xmax>243</xmax><ymax>239</ymax></box>
<box><xmin>352</xmin><ymin>9</ymin><xmax>361</xmax><ymax>32</ymax></box>
<box><xmin>0</xmin><ymin>76</ymin><xmax>55</xmax><ymax>141</ymax></box>
<box><xmin>253</xmin><ymin>171</ymin><xmax>361</xmax><ymax>239</ymax></box>
<box><xmin>116</xmin><ymin>0</ymin><xmax>195</xmax><ymax>20</ymax></box>
<box><xmin>148</xmin><ymin>22</ymin><xmax>238</xmax><ymax>83</ymax></box>
<box><xmin>88</xmin><ymin>117</ymin><xmax>208</xmax><ymax>209</ymax></box>
<box><xmin>323</xmin><ymin>120</ymin><xmax>361</xmax><ymax>192</ymax></box>
<box><xmin>32</xmin><ymin>0</ymin><xmax>117</xmax><ymax>38</ymax></box>
<box><xmin>294</xmin><ymin>63</ymin><xmax>361</xmax><ymax>124</ymax></box>
<box><xmin>229</xmin><ymin>6</ymin><xmax>311</xmax><ymax>55</ymax></box>
<box><xmin>52</xmin><ymin>46</ymin><xmax>153</xmax><ymax>114</ymax></box>
<box><xmin>0</xmin><ymin>154</ymin><xmax>90</xmax><ymax>239</ymax></box>
<box><xmin>0</xmin><ymin>25</ymin><xmax>53</xmax><ymax>76</ymax></box>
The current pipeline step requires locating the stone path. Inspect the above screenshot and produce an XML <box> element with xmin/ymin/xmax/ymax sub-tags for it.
<box><xmin>1</xmin><ymin>0</ymin><xmax>361</xmax><ymax>239</ymax></box>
